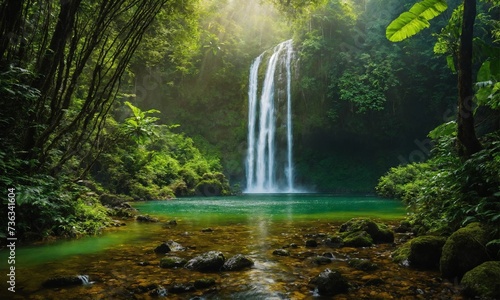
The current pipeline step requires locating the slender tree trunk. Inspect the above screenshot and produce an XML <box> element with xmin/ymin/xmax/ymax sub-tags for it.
<box><xmin>0</xmin><ymin>0</ymin><xmax>24</xmax><ymax>66</ymax></box>
<box><xmin>457</xmin><ymin>0</ymin><xmax>482</xmax><ymax>157</ymax></box>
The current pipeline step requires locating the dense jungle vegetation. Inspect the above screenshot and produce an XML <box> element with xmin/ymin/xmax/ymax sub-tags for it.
<box><xmin>0</xmin><ymin>0</ymin><xmax>499</xmax><ymax>240</ymax></box>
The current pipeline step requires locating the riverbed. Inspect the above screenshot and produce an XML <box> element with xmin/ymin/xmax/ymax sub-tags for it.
<box><xmin>0</xmin><ymin>195</ymin><xmax>463</xmax><ymax>299</ymax></box>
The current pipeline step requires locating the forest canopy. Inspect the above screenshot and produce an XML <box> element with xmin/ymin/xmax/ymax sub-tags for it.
<box><xmin>0</xmin><ymin>0</ymin><xmax>499</xmax><ymax>239</ymax></box>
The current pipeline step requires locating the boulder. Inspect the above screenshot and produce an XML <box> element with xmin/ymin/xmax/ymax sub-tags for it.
<box><xmin>393</xmin><ymin>236</ymin><xmax>447</xmax><ymax>269</ymax></box>
<box><xmin>185</xmin><ymin>251</ymin><xmax>225</xmax><ymax>272</ymax></box>
<box><xmin>309</xmin><ymin>269</ymin><xmax>349</xmax><ymax>296</ymax></box>
<box><xmin>159</xmin><ymin>256</ymin><xmax>187</xmax><ymax>269</ymax></box>
<box><xmin>461</xmin><ymin>261</ymin><xmax>500</xmax><ymax>299</ymax></box>
<box><xmin>222</xmin><ymin>254</ymin><xmax>254</xmax><ymax>271</ymax></box>
<box><xmin>440</xmin><ymin>223</ymin><xmax>490</xmax><ymax>279</ymax></box>
<box><xmin>340</xmin><ymin>218</ymin><xmax>394</xmax><ymax>244</ymax></box>
<box><xmin>407</xmin><ymin>236</ymin><xmax>446</xmax><ymax>269</ymax></box>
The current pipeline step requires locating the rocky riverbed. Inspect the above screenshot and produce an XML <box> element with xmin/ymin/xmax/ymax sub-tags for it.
<box><xmin>3</xmin><ymin>216</ymin><xmax>472</xmax><ymax>300</ymax></box>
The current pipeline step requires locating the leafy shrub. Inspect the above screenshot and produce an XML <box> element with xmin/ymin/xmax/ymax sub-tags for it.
<box><xmin>377</xmin><ymin>131</ymin><xmax>500</xmax><ymax>234</ymax></box>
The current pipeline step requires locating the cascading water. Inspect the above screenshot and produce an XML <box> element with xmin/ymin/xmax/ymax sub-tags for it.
<box><xmin>245</xmin><ymin>40</ymin><xmax>295</xmax><ymax>193</ymax></box>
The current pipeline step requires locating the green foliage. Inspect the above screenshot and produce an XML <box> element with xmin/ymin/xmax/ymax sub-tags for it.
<box><xmin>92</xmin><ymin>103</ymin><xmax>230</xmax><ymax>200</ymax></box>
<box><xmin>386</xmin><ymin>0</ymin><xmax>448</xmax><ymax>42</ymax></box>
<box><xmin>3</xmin><ymin>176</ymin><xmax>110</xmax><ymax>241</ymax></box>
<box><xmin>377</xmin><ymin>131</ymin><xmax>500</xmax><ymax>234</ymax></box>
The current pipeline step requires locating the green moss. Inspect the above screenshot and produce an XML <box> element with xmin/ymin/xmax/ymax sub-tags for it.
<box><xmin>343</xmin><ymin>231</ymin><xmax>374</xmax><ymax>247</ymax></box>
<box><xmin>440</xmin><ymin>223</ymin><xmax>491</xmax><ymax>279</ymax></box>
<box><xmin>340</xmin><ymin>218</ymin><xmax>394</xmax><ymax>244</ymax></box>
<box><xmin>461</xmin><ymin>261</ymin><xmax>500</xmax><ymax>299</ymax></box>
<box><xmin>159</xmin><ymin>256</ymin><xmax>187</xmax><ymax>269</ymax></box>
<box><xmin>392</xmin><ymin>242</ymin><xmax>411</xmax><ymax>265</ymax></box>
<box><xmin>407</xmin><ymin>236</ymin><xmax>447</xmax><ymax>269</ymax></box>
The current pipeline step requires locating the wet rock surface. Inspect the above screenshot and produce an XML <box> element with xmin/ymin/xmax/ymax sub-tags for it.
<box><xmin>222</xmin><ymin>254</ymin><xmax>254</xmax><ymax>271</ymax></box>
<box><xmin>185</xmin><ymin>251</ymin><xmax>225</xmax><ymax>272</ymax></box>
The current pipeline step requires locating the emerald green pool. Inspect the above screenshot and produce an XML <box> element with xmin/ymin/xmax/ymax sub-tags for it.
<box><xmin>133</xmin><ymin>194</ymin><xmax>405</xmax><ymax>224</ymax></box>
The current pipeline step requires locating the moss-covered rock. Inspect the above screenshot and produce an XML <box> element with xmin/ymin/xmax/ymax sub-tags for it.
<box><xmin>343</xmin><ymin>231</ymin><xmax>374</xmax><ymax>247</ymax></box>
<box><xmin>461</xmin><ymin>261</ymin><xmax>500</xmax><ymax>299</ymax></box>
<box><xmin>340</xmin><ymin>218</ymin><xmax>394</xmax><ymax>244</ymax></box>
<box><xmin>159</xmin><ymin>256</ymin><xmax>187</xmax><ymax>269</ymax></box>
<box><xmin>440</xmin><ymin>223</ymin><xmax>490</xmax><ymax>279</ymax></box>
<box><xmin>392</xmin><ymin>236</ymin><xmax>447</xmax><ymax>269</ymax></box>
<box><xmin>408</xmin><ymin>236</ymin><xmax>447</xmax><ymax>269</ymax></box>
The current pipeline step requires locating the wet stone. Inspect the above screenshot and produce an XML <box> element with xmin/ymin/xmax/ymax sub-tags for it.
<box><xmin>222</xmin><ymin>254</ymin><xmax>254</xmax><ymax>271</ymax></box>
<box><xmin>273</xmin><ymin>249</ymin><xmax>290</xmax><ymax>256</ymax></box>
<box><xmin>185</xmin><ymin>251</ymin><xmax>225</xmax><ymax>272</ymax></box>
<box><xmin>154</xmin><ymin>242</ymin><xmax>171</xmax><ymax>254</ymax></box>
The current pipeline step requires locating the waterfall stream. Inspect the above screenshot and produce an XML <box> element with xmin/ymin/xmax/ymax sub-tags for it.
<box><xmin>245</xmin><ymin>40</ymin><xmax>295</xmax><ymax>193</ymax></box>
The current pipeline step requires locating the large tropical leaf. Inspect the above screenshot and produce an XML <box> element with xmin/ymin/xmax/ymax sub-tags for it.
<box><xmin>386</xmin><ymin>0</ymin><xmax>448</xmax><ymax>42</ymax></box>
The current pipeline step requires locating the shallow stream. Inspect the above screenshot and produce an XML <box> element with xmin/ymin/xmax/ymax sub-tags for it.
<box><xmin>0</xmin><ymin>195</ymin><xmax>463</xmax><ymax>299</ymax></box>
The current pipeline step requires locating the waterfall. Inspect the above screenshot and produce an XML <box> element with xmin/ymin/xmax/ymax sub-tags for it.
<box><xmin>245</xmin><ymin>40</ymin><xmax>295</xmax><ymax>193</ymax></box>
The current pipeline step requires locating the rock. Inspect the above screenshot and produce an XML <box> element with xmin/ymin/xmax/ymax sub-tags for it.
<box><xmin>407</xmin><ymin>236</ymin><xmax>446</xmax><ymax>269</ymax></box>
<box><xmin>392</xmin><ymin>235</ymin><xmax>447</xmax><ymax>269</ymax></box>
<box><xmin>160</xmin><ymin>256</ymin><xmax>187</xmax><ymax>269</ymax></box>
<box><xmin>42</xmin><ymin>275</ymin><xmax>90</xmax><ymax>288</ymax></box>
<box><xmin>309</xmin><ymin>268</ymin><xmax>349</xmax><ymax>296</ymax></box>
<box><xmin>167</xmin><ymin>220</ymin><xmax>177</xmax><ymax>225</ymax></box>
<box><xmin>322</xmin><ymin>252</ymin><xmax>336</xmax><ymax>259</ymax></box>
<box><xmin>340</xmin><ymin>218</ymin><xmax>394</xmax><ymax>244</ymax></box>
<box><xmin>272</xmin><ymin>249</ymin><xmax>290</xmax><ymax>256</ymax></box>
<box><xmin>154</xmin><ymin>242</ymin><xmax>171</xmax><ymax>254</ymax></box>
<box><xmin>193</xmin><ymin>278</ymin><xmax>216</xmax><ymax>289</ymax></box>
<box><xmin>440</xmin><ymin>223</ymin><xmax>490</xmax><ymax>279</ymax></box>
<box><xmin>305</xmin><ymin>239</ymin><xmax>318</xmax><ymax>247</ymax></box>
<box><xmin>185</xmin><ymin>251</ymin><xmax>225</xmax><ymax>272</ymax></box>
<box><xmin>342</xmin><ymin>231</ymin><xmax>374</xmax><ymax>247</ymax></box>
<box><xmin>324</xmin><ymin>236</ymin><xmax>344</xmax><ymax>248</ymax></box>
<box><xmin>461</xmin><ymin>261</ymin><xmax>500</xmax><ymax>299</ymax></box>
<box><xmin>136</xmin><ymin>215</ymin><xmax>159</xmax><ymax>222</ymax></box>
<box><xmin>348</xmin><ymin>259</ymin><xmax>378</xmax><ymax>271</ymax></box>
<box><xmin>137</xmin><ymin>261</ymin><xmax>151</xmax><ymax>266</ymax></box>
<box><xmin>149</xmin><ymin>285</ymin><xmax>168</xmax><ymax>297</ymax></box>
<box><xmin>201</xmin><ymin>228</ymin><xmax>214</xmax><ymax>232</ymax></box>
<box><xmin>222</xmin><ymin>254</ymin><xmax>254</xmax><ymax>271</ymax></box>
<box><xmin>166</xmin><ymin>240</ymin><xmax>186</xmax><ymax>251</ymax></box>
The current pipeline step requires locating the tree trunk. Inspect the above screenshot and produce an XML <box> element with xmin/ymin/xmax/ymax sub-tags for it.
<box><xmin>457</xmin><ymin>0</ymin><xmax>482</xmax><ymax>157</ymax></box>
